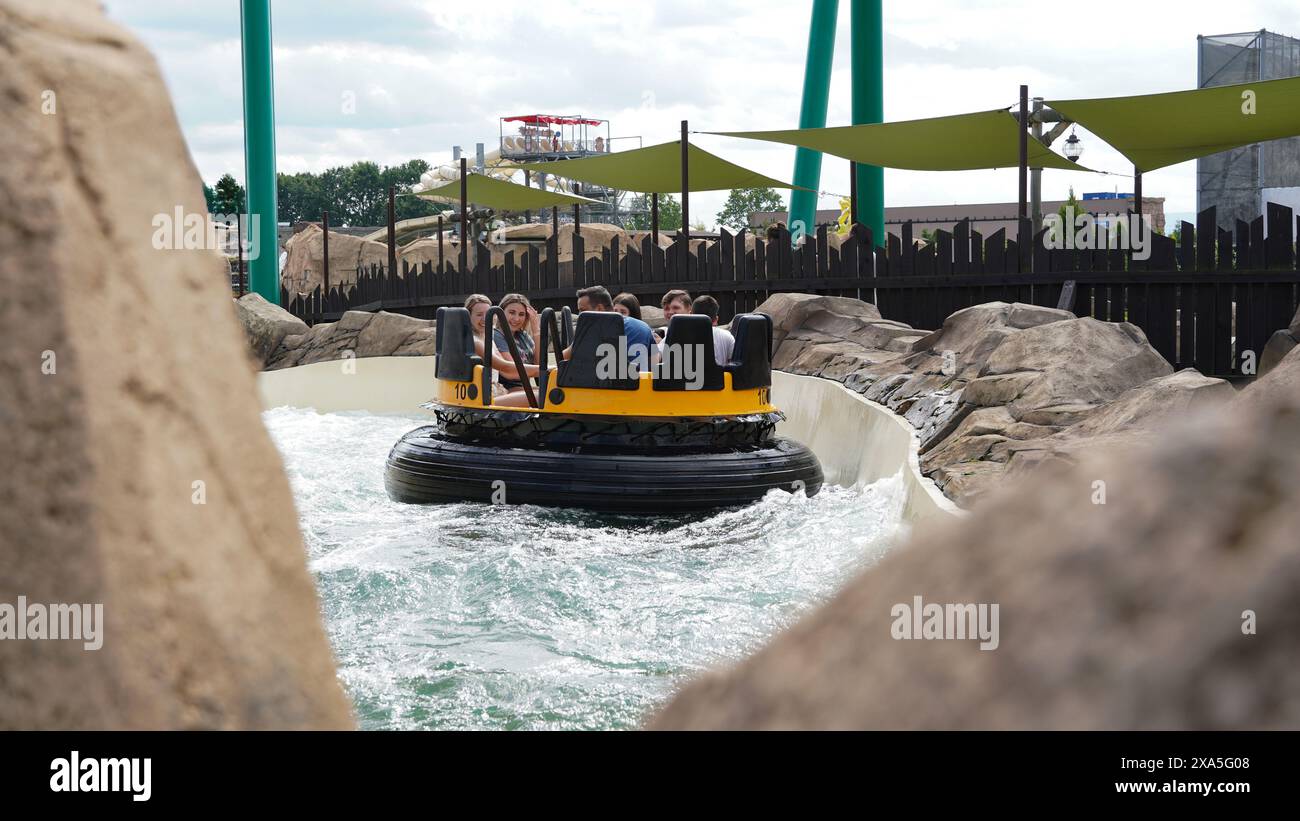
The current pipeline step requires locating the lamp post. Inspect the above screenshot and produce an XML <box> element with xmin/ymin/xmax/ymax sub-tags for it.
<box><xmin>1026</xmin><ymin>105</ymin><xmax>1083</xmax><ymax>235</ymax></box>
<box><xmin>1031</xmin><ymin>96</ymin><xmax>1044</xmax><ymax>235</ymax></box>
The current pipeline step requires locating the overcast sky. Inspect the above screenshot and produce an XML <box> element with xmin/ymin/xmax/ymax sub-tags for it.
<box><xmin>104</xmin><ymin>0</ymin><xmax>1300</xmax><ymax>228</ymax></box>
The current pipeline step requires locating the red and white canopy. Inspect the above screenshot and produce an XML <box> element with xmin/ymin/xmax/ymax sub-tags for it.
<box><xmin>504</xmin><ymin>114</ymin><xmax>604</xmax><ymax>127</ymax></box>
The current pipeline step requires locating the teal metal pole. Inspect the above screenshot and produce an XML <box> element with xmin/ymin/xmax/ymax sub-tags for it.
<box><xmin>240</xmin><ymin>0</ymin><xmax>279</xmax><ymax>303</ymax></box>
<box><xmin>851</xmin><ymin>0</ymin><xmax>884</xmax><ymax>243</ymax></box>
<box><xmin>788</xmin><ymin>0</ymin><xmax>839</xmax><ymax>245</ymax></box>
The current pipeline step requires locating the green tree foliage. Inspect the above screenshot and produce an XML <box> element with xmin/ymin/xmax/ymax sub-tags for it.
<box><xmin>1057</xmin><ymin>186</ymin><xmax>1082</xmax><ymax>227</ymax></box>
<box><xmin>715</xmin><ymin>187</ymin><xmax>786</xmax><ymax>232</ymax></box>
<box><xmin>277</xmin><ymin>171</ymin><xmax>324</xmax><ymax>226</ymax></box>
<box><xmin>208</xmin><ymin>160</ymin><xmax>445</xmax><ymax>226</ymax></box>
<box><xmin>624</xmin><ymin>194</ymin><xmax>682</xmax><ymax>231</ymax></box>
<box><xmin>212</xmin><ymin>173</ymin><xmax>246</xmax><ymax>215</ymax></box>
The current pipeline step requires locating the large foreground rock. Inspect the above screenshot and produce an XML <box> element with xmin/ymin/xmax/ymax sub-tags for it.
<box><xmin>0</xmin><ymin>0</ymin><xmax>352</xmax><ymax>729</ymax></box>
<box><xmin>651</xmin><ymin>367</ymin><xmax>1300</xmax><ymax>730</ymax></box>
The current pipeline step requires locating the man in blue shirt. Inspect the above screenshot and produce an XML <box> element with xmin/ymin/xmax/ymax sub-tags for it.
<box><xmin>574</xmin><ymin>286</ymin><xmax>657</xmax><ymax>375</ymax></box>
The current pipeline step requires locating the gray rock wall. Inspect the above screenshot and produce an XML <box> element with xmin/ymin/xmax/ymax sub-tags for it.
<box><xmin>759</xmin><ymin>294</ymin><xmax>1233</xmax><ymax>506</ymax></box>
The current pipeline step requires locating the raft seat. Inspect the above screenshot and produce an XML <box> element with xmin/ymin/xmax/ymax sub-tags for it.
<box><xmin>725</xmin><ymin>313</ymin><xmax>773</xmax><ymax>391</ymax></box>
<box><xmin>654</xmin><ymin>314</ymin><xmax>724</xmax><ymax>391</ymax></box>
<box><xmin>435</xmin><ymin>307</ymin><xmax>480</xmax><ymax>382</ymax></box>
<box><xmin>556</xmin><ymin>311</ymin><xmax>639</xmax><ymax>391</ymax></box>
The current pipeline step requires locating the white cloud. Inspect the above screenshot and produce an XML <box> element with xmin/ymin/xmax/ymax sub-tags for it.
<box><xmin>104</xmin><ymin>0</ymin><xmax>1300</xmax><ymax>227</ymax></box>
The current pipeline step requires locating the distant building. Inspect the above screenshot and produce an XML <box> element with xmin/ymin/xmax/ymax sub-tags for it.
<box><xmin>1197</xmin><ymin>30</ymin><xmax>1300</xmax><ymax>231</ymax></box>
<box><xmin>750</xmin><ymin>196</ymin><xmax>1166</xmax><ymax>239</ymax></box>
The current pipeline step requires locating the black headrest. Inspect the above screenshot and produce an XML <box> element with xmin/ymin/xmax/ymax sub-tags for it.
<box><xmin>435</xmin><ymin>307</ymin><xmax>477</xmax><ymax>381</ymax></box>
<box><xmin>557</xmin><ymin>311</ymin><xmax>640</xmax><ymax>391</ymax></box>
<box><xmin>726</xmin><ymin>313</ymin><xmax>772</xmax><ymax>390</ymax></box>
<box><xmin>654</xmin><ymin>314</ymin><xmax>724</xmax><ymax>392</ymax></box>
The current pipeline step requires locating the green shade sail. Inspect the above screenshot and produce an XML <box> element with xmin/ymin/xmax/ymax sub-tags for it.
<box><xmin>413</xmin><ymin>172</ymin><xmax>601</xmax><ymax>212</ymax></box>
<box><xmin>712</xmin><ymin>110</ymin><xmax>1088</xmax><ymax>172</ymax></box>
<box><xmin>509</xmin><ymin>140</ymin><xmax>799</xmax><ymax>194</ymax></box>
<box><xmin>1048</xmin><ymin>75</ymin><xmax>1300</xmax><ymax>172</ymax></box>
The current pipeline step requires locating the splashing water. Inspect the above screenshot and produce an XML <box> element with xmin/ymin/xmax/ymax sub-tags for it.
<box><xmin>264</xmin><ymin>407</ymin><xmax>908</xmax><ymax>730</ymax></box>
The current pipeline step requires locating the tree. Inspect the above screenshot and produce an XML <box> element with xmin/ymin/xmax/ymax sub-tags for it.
<box><xmin>277</xmin><ymin>172</ymin><xmax>325</xmax><ymax>225</ymax></box>
<box><xmin>202</xmin><ymin>182</ymin><xmax>218</xmax><ymax>215</ymax></box>
<box><xmin>212</xmin><ymin>173</ymin><xmax>245</xmax><ymax>216</ymax></box>
<box><xmin>269</xmin><ymin>159</ymin><xmax>445</xmax><ymax>225</ymax></box>
<box><xmin>624</xmin><ymin>194</ymin><xmax>682</xmax><ymax>231</ymax></box>
<box><xmin>715</xmin><ymin>187</ymin><xmax>786</xmax><ymax>232</ymax></box>
<box><xmin>1057</xmin><ymin>186</ymin><xmax>1082</xmax><ymax>227</ymax></box>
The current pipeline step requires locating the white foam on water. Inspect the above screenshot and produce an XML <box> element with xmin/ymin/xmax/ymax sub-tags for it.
<box><xmin>264</xmin><ymin>406</ymin><xmax>909</xmax><ymax>730</ymax></box>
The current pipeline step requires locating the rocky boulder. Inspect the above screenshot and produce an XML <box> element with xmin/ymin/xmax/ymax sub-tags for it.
<box><xmin>998</xmin><ymin>368</ymin><xmax>1235</xmax><ymax>479</ymax></box>
<box><xmin>234</xmin><ymin>293</ymin><xmax>309</xmax><ymax>367</ymax></box>
<box><xmin>984</xmin><ymin>318</ymin><xmax>1174</xmax><ymax>426</ymax></box>
<box><xmin>757</xmin><ymin>293</ymin><xmax>883</xmax><ymax>352</ymax></box>
<box><xmin>398</xmin><ymin>235</ymin><xmax>458</xmax><ymax>272</ymax></box>
<box><xmin>1261</xmin><ymin>330</ymin><xmax>1297</xmax><ymax>376</ymax></box>
<box><xmin>640</xmin><ymin>305</ymin><xmax>666</xmax><ymax>330</ymax></box>
<box><xmin>1258</xmin><ymin>305</ymin><xmax>1300</xmax><ymax>378</ymax></box>
<box><xmin>281</xmin><ymin>223</ymin><xmax>389</xmax><ymax>296</ymax></box>
<box><xmin>0</xmin><ymin>0</ymin><xmax>352</xmax><ymax>729</ymax></box>
<box><xmin>264</xmin><ymin>310</ymin><xmax>437</xmax><ymax>370</ymax></box>
<box><xmin>760</xmin><ymin>294</ymin><xmax>1187</xmax><ymax>508</ymax></box>
<box><xmin>1237</xmin><ymin>343</ymin><xmax>1300</xmax><ymax>411</ymax></box>
<box><xmin>651</xmin><ymin>369</ymin><xmax>1300</xmax><ymax>730</ymax></box>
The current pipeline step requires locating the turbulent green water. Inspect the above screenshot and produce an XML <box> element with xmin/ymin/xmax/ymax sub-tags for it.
<box><xmin>265</xmin><ymin>407</ymin><xmax>908</xmax><ymax>730</ymax></box>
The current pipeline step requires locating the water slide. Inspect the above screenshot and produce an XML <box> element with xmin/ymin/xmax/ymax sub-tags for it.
<box><xmin>412</xmin><ymin>146</ymin><xmax>584</xmax><ymax>199</ymax></box>
<box><xmin>362</xmin><ymin>150</ymin><xmax>587</xmax><ymax>243</ymax></box>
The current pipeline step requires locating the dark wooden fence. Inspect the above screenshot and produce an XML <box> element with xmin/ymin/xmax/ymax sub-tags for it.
<box><xmin>283</xmin><ymin>203</ymin><xmax>1300</xmax><ymax>378</ymax></box>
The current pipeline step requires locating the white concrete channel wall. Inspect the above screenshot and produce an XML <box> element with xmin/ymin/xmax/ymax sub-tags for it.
<box><xmin>258</xmin><ymin>357</ymin><xmax>959</xmax><ymax>524</ymax></box>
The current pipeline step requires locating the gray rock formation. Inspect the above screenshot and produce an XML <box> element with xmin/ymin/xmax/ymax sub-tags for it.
<box><xmin>235</xmin><ymin>293</ymin><xmax>309</xmax><ymax>367</ymax></box>
<box><xmin>762</xmin><ymin>295</ymin><xmax>1204</xmax><ymax>506</ymax></box>
<box><xmin>1259</xmin><ymin>304</ymin><xmax>1300</xmax><ymax>377</ymax></box>
<box><xmin>1237</xmin><ymin>342</ymin><xmax>1300</xmax><ymax>411</ymax></box>
<box><xmin>759</xmin><ymin>292</ymin><xmax>884</xmax><ymax>351</ymax></box>
<box><xmin>265</xmin><ymin>310</ymin><xmax>437</xmax><ymax>370</ymax></box>
<box><xmin>281</xmin><ymin>223</ymin><xmax>389</xmax><ymax>297</ymax></box>
<box><xmin>651</xmin><ymin>361</ymin><xmax>1300</xmax><ymax>730</ymax></box>
<box><xmin>0</xmin><ymin>0</ymin><xmax>352</xmax><ymax>729</ymax></box>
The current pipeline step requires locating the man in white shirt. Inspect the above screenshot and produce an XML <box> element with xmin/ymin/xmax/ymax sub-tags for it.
<box><xmin>691</xmin><ymin>295</ymin><xmax>735</xmax><ymax>365</ymax></box>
